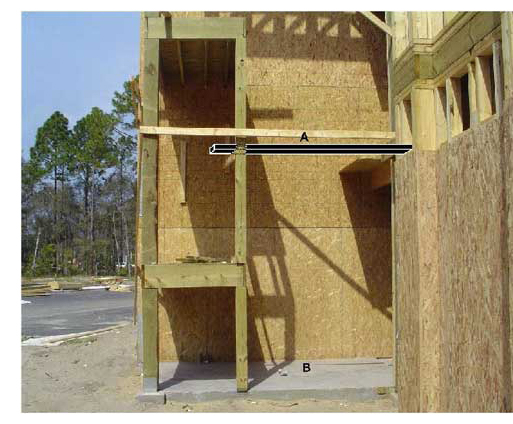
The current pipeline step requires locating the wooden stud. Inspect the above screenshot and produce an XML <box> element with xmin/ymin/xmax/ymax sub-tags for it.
<box><xmin>179</xmin><ymin>140</ymin><xmax>187</xmax><ymax>204</ymax></box>
<box><xmin>475</xmin><ymin>55</ymin><xmax>494</xmax><ymax>121</ymax></box>
<box><xmin>435</xmin><ymin>86</ymin><xmax>447</xmax><ymax>146</ymax></box>
<box><xmin>140</xmin><ymin>126</ymin><xmax>395</xmax><ymax>140</ymax></box>
<box><xmin>445</xmin><ymin>77</ymin><xmax>463</xmax><ymax>140</ymax></box>
<box><xmin>467</xmin><ymin>62</ymin><xmax>478</xmax><ymax>127</ymax></box>
<box><xmin>140</xmin><ymin>32</ymin><xmax>159</xmax><ymax>393</ymax></box>
<box><xmin>360</xmin><ymin>12</ymin><xmax>393</xmax><ymax>36</ymax></box>
<box><xmin>386</xmin><ymin>12</ymin><xmax>395</xmax><ymax>132</ymax></box>
<box><xmin>390</xmin><ymin>158</ymin><xmax>397</xmax><ymax>390</ymax></box>
<box><xmin>501</xmin><ymin>12</ymin><xmax>513</xmax><ymax>99</ymax></box>
<box><xmin>492</xmin><ymin>41</ymin><xmax>504</xmax><ymax>115</ymax></box>
<box><xmin>235</xmin><ymin>286</ymin><xmax>248</xmax><ymax>392</ymax></box>
<box><xmin>176</xmin><ymin>40</ymin><xmax>185</xmax><ymax>86</ymax></box>
<box><xmin>412</xmin><ymin>87</ymin><xmax>436</xmax><ymax>150</ymax></box>
<box><xmin>445</xmin><ymin>78</ymin><xmax>453</xmax><ymax>143</ymax></box>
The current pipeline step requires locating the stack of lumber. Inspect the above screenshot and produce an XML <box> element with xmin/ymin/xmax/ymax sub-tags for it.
<box><xmin>93</xmin><ymin>276</ymin><xmax>124</xmax><ymax>285</ymax></box>
<box><xmin>49</xmin><ymin>281</ymin><xmax>84</xmax><ymax>290</ymax></box>
<box><xmin>176</xmin><ymin>255</ymin><xmax>227</xmax><ymax>263</ymax></box>
<box><xmin>21</xmin><ymin>282</ymin><xmax>52</xmax><ymax>297</ymax></box>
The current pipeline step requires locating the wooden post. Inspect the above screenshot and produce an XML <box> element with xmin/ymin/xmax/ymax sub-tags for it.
<box><xmin>468</xmin><ymin>62</ymin><xmax>478</xmax><ymax>127</ymax></box>
<box><xmin>492</xmin><ymin>41</ymin><xmax>504</xmax><ymax>115</ymax></box>
<box><xmin>501</xmin><ymin>12</ymin><xmax>513</xmax><ymax>99</ymax></box>
<box><xmin>475</xmin><ymin>56</ymin><xmax>493</xmax><ymax>122</ymax></box>
<box><xmin>140</xmin><ymin>15</ymin><xmax>160</xmax><ymax>393</ymax></box>
<box><xmin>234</xmin><ymin>30</ymin><xmax>248</xmax><ymax>393</ymax></box>
<box><xmin>412</xmin><ymin>87</ymin><xmax>436</xmax><ymax>150</ymax></box>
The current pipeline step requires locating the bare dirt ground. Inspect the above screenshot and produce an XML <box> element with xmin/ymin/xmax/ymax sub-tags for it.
<box><xmin>22</xmin><ymin>325</ymin><xmax>397</xmax><ymax>413</ymax></box>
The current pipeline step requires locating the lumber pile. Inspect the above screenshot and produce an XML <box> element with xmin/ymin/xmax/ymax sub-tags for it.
<box><xmin>49</xmin><ymin>281</ymin><xmax>84</xmax><ymax>291</ymax></box>
<box><xmin>176</xmin><ymin>255</ymin><xmax>227</xmax><ymax>263</ymax></box>
<box><xmin>21</xmin><ymin>283</ymin><xmax>52</xmax><ymax>297</ymax></box>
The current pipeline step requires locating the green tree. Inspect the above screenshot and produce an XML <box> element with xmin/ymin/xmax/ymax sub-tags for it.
<box><xmin>112</xmin><ymin>75</ymin><xmax>139</xmax><ymax>130</ymax></box>
<box><xmin>27</xmin><ymin>111</ymin><xmax>72</xmax><ymax>272</ymax></box>
<box><xmin>70</xmin><ymin>107</ymin><xmax>117</xmax><ymax>275</ymax></box>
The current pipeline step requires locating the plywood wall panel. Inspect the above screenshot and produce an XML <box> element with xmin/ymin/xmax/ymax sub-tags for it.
<box><xmin>141</xmin><ymin>11</ymin><xmax>393</xmax><ymax>362</ymax></box>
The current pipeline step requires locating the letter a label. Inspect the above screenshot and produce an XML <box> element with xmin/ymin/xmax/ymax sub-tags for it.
<box><xmin>300</xmin><ymin>132</ymin><xmax>309</xmax><ymax>142</ymax></box>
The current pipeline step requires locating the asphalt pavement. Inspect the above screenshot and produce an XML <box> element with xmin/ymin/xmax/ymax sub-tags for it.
<box><xmin>22</xmin><ymin>289</ymin><xmax>133</xmax><ymax>338</ymax></box>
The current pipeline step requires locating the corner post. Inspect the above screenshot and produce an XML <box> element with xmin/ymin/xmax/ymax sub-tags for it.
<box><xmin>234</xmin><ymin>23</ymin><xmax>248</xmax><ymax>393</ymax></box>
<box><xmin>140</xmin><ymin>11</ymin><xmax>160</xmax><ymax>394</ymax></box>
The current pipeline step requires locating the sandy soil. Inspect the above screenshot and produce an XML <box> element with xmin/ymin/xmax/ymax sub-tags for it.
<box><xmin>22</xmin><ymin>325</ymin><xmax>397</xmax><ymax>413</ymax></box>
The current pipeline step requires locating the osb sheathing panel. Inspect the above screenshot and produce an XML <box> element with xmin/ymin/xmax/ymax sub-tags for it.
<box><xmin>147</xmin><ymin>12</ymin><xmax>393</xmax><ymax>361</ymax></box>
<box><xmin>416</xmin><ymin>152</ymin><xmax>441</xmax><ymax>411</ymax></box>
<box><xmin>437</xmin><ymin>102</ymin><xmax>513</xmax><ymax>412</ymax></box>
<box><xmin>394</xmin><ymin>150</ymin><xmax>420</xmax><ymax>412</ymax></box>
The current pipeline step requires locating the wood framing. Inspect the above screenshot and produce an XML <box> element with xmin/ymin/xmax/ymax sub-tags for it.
<box><xmin>140</xmin><ymin>15</ymin><xmax>160</xmax><ymax>392</ymax></box>
<box><xmin>140</xmin><ymin>126</ymin><xmax>396</xmax><ymax>140</ymax></box>
<box><xmin>475</xmin><ymin>55</ymin><xmax>494</xmax><ymax>122</ymax></box>
<box><xmin>492</xmin><ymin>41</ymin><xmax>504</xmax><ymax>115</ymax></box>
<box><xmin>147</xmin><ymin>17</ymin><xmax>246</xmax><ymax>39</ymax></box>
<box><xmin>139</xmin><ymin>13</ymin><xmax>249</xmax><ymax>395</ymax></box>
<box><xmin>502</xmin><ymin>12</ymin><xmax>513</xmax><ymax>98</ymax></box>
<box><xmin>360</xmin><ymin>12</ymin><xmax>393</xmax><ymax>36</ymax></box>
<box><xmin>234</xmin><ymin>31</ymin><xmax>248</xmax><ymax>393</ymax></box>
<box><xmin>142</xmin><ymin>263</ymin><xmax>245</xmax><ymax>288</ymax></box>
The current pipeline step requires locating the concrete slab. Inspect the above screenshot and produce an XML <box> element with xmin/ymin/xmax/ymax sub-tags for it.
<box><xmin>159</xmin><ymin>358</ymin><xmax>393</xmax><ymax>403</ymax></box>
<box><xmin>136</xmin><ymin>391</ymin><xmax>166</xmax><ymax>404</ymax></box>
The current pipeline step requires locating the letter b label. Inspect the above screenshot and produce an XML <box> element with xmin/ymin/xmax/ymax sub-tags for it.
<box><xmin>303</xmin><ymin>362</ymin><xmax>311</xmax><ymax>373</ymax></box>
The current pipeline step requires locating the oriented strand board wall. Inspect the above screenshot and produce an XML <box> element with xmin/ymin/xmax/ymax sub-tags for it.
<box><xmin>149</xmin><ymin>12</ymin><xmax>393</xmax><ymax>362</ymax></box>
<box><xmin>395</xmin><ymin>98</ymin><xmax>513</xmax><ymax>412</ymax></box>
<box><xmin>394</xmin><ymin>150</ymin><xmax>420</xmax><ymax>412</ymax></box>
<box><xmin>436</xmin><ymin>102</ymin><xmax>513</xmax><ymax>412</ymax></box>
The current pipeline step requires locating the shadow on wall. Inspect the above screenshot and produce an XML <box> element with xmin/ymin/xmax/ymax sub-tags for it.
<box><xmin>205</xmin><ymin>11</ymin><xmax>389</xmax><ymax>111</ymax></box>
<box><xmin>156</xmin><ymin>12</ymin><xmax>391</xmax><ymax>379</ymax></box>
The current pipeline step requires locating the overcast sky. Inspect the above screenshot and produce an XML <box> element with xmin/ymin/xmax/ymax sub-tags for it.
<box><xmin>22</xmin><ymin>12</ymin><xmax>140</xmax><ymax>157</ymax></box>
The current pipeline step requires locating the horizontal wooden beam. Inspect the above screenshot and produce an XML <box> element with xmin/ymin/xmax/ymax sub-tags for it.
<box><xmin>360</xmin><ymin>12</ymin><xmax>393</xmax><ymax>37</ymax></box>
<box><xmin>142</xmin><ymin>263</ymin><xmax>244</xmax><ymax>288</ymax></box>
<box><xmin>140</xmin><ymin>126</ymin><xmax>395</xmax><ymax>140</ymax></box>
<box><xmin>147</xmin><ymin>17</ymin><xmax>245</xmax><ymax>39</ymax></box>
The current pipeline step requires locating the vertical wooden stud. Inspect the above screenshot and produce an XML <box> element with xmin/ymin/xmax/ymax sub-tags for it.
<box><xmin>468</xmin><ymin>62</ymin><xmax>478</xmax><ymax>127</ymax></box>
<box><xmin>180</xmin><ymin>139</ymin><xmax>187</xmax><ymax>204</ymax></box>
<box><xmin>446</xmin><ymin>77</ymin><xmax>463</xmax><ymax>140</ymax></box>
<box><xmin>492</xmin><ymin>41</ymin><xmax>504</xmax><ymax>115</ymax></box>
<box><xmin>234</xmin><ymin>28</ymin><xmax>248</xmax><ymax>393</ymax></box>
<box><xmin>235</xmin><ymin>285</ymin><xmax>248</xmax><ymax>392</ymax></box>
<box><xmin>140</xmin><ymin>17</ymin><xmax>159</xmax><ymax>392</ymax></box>
<box><xmin>435</xmin><ymin>86</ymin><xmax>447</xmax><ymax>146</ymax></box>
<box><xmin>390</xmin><ymin>158</ymin><xmax>397</xmax><ymax>389</ymax></box>
<box><xmin>475</xmin><ymin>56</ymin><xmax>494</xmax><ymax>122</ymax></box>
<box><xmin>501</xmin><ymin>12</ymin><xmax>513</xmax><ymax>99</ymax></box>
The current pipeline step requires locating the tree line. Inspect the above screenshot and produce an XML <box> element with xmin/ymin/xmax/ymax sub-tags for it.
<box><xmin>22</xmin><ymin>78</ymin><xmax>140</xmax><ymax>277</ymax></box>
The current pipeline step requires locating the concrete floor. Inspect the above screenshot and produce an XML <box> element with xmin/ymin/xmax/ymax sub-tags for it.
<box><xmin>159</xmin><ymin>358</ymin><xmax>393</xmax><ymax>402</ymax></box>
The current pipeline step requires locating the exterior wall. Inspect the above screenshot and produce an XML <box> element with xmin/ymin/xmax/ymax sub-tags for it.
<box><xmin>395</xmin><ymin>98</ymin><xmax>513</xmax><ymax>411</ymax></box>
<box><xmin>147</xmin><ymin>12</ymin><xmax>393</xmax><ymax>362</ymax></box>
